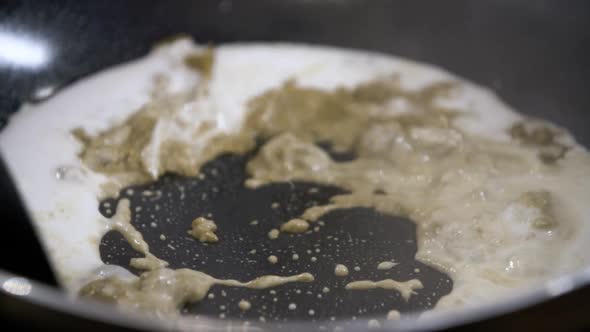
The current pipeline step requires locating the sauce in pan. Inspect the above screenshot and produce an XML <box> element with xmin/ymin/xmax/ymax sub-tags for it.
<box><xmin>2</xmin><ymin>38</ymin><xmax>590</xmax><ymax>323</ymax></box>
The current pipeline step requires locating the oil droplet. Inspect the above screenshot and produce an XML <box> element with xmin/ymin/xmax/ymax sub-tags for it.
<box><xmin>238</xmin><ymin>300</ymin><xmax>251</xmax><ymax>311</ymax></box>
<box><xmin>377</xmin><ymin>261</ymin><xmax>397</xmax><ymax>270</ymax></box>
<box><xmin>335</xmin><ymin>264</ymin><xmax>349</xmax><ymax>277</ymax></box>
<box><xmin>268</xmin><ymin>228</ymin><xmax>280</xmax><ymax>240</ymax></box>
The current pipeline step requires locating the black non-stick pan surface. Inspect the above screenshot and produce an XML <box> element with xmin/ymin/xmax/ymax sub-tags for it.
<box><xmin>98</xmin><ymin>146</ymin><xmax>452</xmax><ymax>324</ymax></box>
<box><xmin>1</xmin><ymin>0</ymin><xmax>590</xmax><ymax>331</ymax></box>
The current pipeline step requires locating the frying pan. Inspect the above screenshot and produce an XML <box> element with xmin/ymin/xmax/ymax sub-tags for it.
<box><xmin>1</xmin><ymin>0</ymin><xmax>590</xmax><ymax>330</ymax></box>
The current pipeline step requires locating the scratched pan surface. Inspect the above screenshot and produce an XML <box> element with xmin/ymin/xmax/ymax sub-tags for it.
<box><xmin>98</xmin><ymin>146</ymin><xmax>453</xmax><ymax>324</ymax></box>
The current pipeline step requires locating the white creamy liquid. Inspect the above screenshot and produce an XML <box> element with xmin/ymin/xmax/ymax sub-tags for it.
<box><xmin>1</xmin><ymin>39</ymin><xmax>590</xmax><ymax>313</ymax></box>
